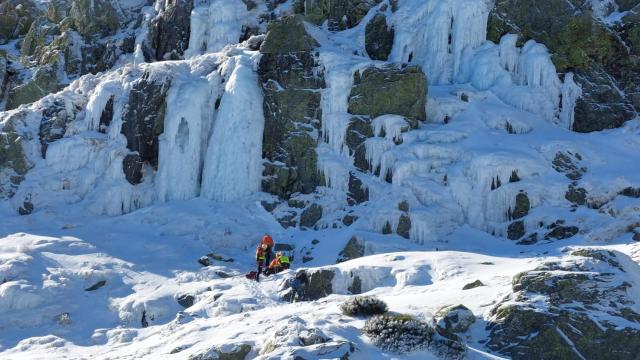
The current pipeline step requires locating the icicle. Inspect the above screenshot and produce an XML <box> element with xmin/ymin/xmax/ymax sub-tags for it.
<box><xmin>321</xmin><ymin>62</ymin><xmax>356</xmax><ymax>155</ymax></box>
<box><xmin>559</xmin><ymin>72</ymin><xmax>582</xmax><ymax>130</ymax></box>
<box><xmin>365</xmin><ymin>138</ymin><xmax>395</xmax><ymax>173</ymax></box>
<box><xmin>372</xmin><ymin>115</ymin><xmax>408</xmax><ymax>143</ymax></box>
<box><xmin>317</xmin><ymin>144</ymin><xmax>350</xmax><ymax>195</ymax></box>
<box><xmin>450</xmin><ymin>0</ymin><xmax>489</xmax><ymax>78</ymax></box>
<box><xmin>499</xmin><ymin>34</ymin><xmax>519</xmax><ymax>73</ymax></box>
<box><xmin>201</xmin><ymin>56</ymin><xmax>265</xmax><ymax>201</ymax></box>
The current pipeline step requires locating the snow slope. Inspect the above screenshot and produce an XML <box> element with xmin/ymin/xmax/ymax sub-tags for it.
<box><xmin>1</xmin><ymin>0</ymin><xmax>640</xmax><ymax>358</ymax></box>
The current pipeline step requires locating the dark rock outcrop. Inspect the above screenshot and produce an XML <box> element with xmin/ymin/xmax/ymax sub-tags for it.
<box><xmin>259</xmin><ymin>16</ymin><xmax>324</xmax><ymax>199</ymax></box>
<box><xmin>120</xmin><ymin>72</ymin><xmax>171</xmax><ymax>184</ymax></box>
<box><xmin>38</xmin><ymin>99</ymin><xmax>79</xmax><ymax>158</ymax></box>
<box><xmin>0</xmin><ymin>113</ymin><xmax>32</xmax><ymax>199</ymax></box>
<box><xmin>337</xmin><ymin>236</ymin><xmax>365</xmax><ymax>263</ymax></box>
<box><xmin>365</xmin><ymin>13</ymin><xmax>394</xmax><ymax>61</ymax></box>
<box><xmin>148</xmin><ymin>0</ymin><xmax>194</xmax><ymax>61</ymax></box>
<box><xmin>487</xmin><ymin>250</ymin><xmax>640</xmax><ymax>359</ymax></box>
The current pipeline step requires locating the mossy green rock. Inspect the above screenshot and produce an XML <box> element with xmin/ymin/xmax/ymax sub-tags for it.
<box><xmin>21</xmin><ymin>19</ymin><xmax>59</xmax><ymax>61</ymax></box>
<box><xmin>488</xmin><ymin>250</ymin><xmax>640</xmax><ymax>359</ymax></box>
<box><xmin>510</xmin><ymin>192</ymin><xmax>530</xmax><ymax>220</ymax></box>
<box><xmin>293</xmin><ymin>0</ymin><xmax>381</xmax><ymax>30</ymax></box>
<box><xmin>365</xmin><ymin>13</ymin><xmax>394</xmax><ymax>61</ymax></box>
<box><xmin>0</xmin><ymin>15</ymin><xmax>18</xmax><ymax>44</ymax></box>
<box><xmin>348</xmin><ymin>65</ymin><xmax>427</xmax><ymax>121</ymax></box>
<box><xmin>259</xmin><ymin>39</ymin><xmax>324</xmax><ymax>199</ymax></box>
<box><xmin>0</xmin><ymin>113</ymin><xmax>32</xmax><ymax>199</ymax></box>
<box><xmin>69</xmin><ymin>0</ymin><xmax>120</xmax><ymax>38</ymax></box>
<box><xmin>7</xmin><ymin>63</ymin><xmax>61</xmax><ymax>110</ymax></box>
<box><xmin>260</xmin><ymin>15</ymin><xmax>319</xmax><ymax>54</ymax></box>
<box><xmin>337</xmin><ymin>236</ymin><xmax>365</xmax><ymax>263</ymax></box>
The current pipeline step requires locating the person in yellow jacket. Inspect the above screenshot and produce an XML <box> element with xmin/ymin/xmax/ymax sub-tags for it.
<box><xmin>255</xmin><ymin>243</ymin><xmax>269</xmax><ymax>282</ymax></box>
<box><xmin>265</xmin><ymin>252</ymin><xmax>290</xmax><ymax>275</ymax></box>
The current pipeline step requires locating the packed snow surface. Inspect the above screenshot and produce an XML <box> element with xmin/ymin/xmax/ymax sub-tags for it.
<box><xmin>2</xmin><ymin>0</ymin><xmax>640</xmax><ymax>358</ymax></box>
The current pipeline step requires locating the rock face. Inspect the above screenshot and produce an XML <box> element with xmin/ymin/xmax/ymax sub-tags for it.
<box><xmin>120</xmin><ymin>72</ymin><xmax>171</xmax><ymax>184</ymax></box>
<box><xmin>39</xmin><ymin>99</ymin><xmax>79</xmax><ymax>157</ymax></box>
<box><xmin>348</xmin><ymin>65</ymin><xmax>427</xmax><ymax>122</ymax></box>
<box><xmin>259</xmin><ymin>16</ymin><xmax>325</xmax><ymax>199</ymax></box>
<box><xmin>346</xmin><ymin>65</ymin><xmax>426</xmax><ymax>177</ymax></box>
<box><xmin>148</xmin><ymin>0</ymin><xmax>194</xmax><ymax>61</ymax></box>
<box><xmin>305</xmin><ymin>269</ymin><xmax>335</xmax><ymax>300</ymax></box>
<box><xmin>0</xmin><ymin>113</ymin><xmax>32</xmax><ymax>199</ymax></box>
<box><xmin>488</xmin><ymin>249</ymin><xmax>640</xmax><ymax>359</ymax></box>
<box><xmin>69</xmin><ymin>0</ymin><xmax>120</xmax><ymax>38</ymax></box>
<box><xmin>488</xmin><ymin>0</ymin><xmax>639</xmax><ymax>132</ymax></box>
<box><xmin>365</xmin><ymin>13</ymin><xmax>394</xmax><ymax>61</ymax></box>
<box><xmin>294</xmin><ymin>0</ymin><xmax>381</xmax><ymax>31</ymax></box>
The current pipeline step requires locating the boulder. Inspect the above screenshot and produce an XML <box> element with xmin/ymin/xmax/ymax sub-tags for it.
<box><xmin>305</xmin><ymin>269</ymin><xmax>335</xmax><ymax>300</ymax></box>
<box><xmin>300</xmin><ymin>204</ymin><xmax>323</xmax><ymax>228</ymax></box>
<box><xmin>188</xmin><ymin>343</ymin><xmax>251</xmax><ymax>360</ymax></box>
<box><xmin>487</xmin><ymin>249</ymin><xmax>640</xmax><ymax>359</ymax></box>
<box><xmin>435</xmin><ymin>304</ymin><xmax>475</xmax><ymax>337</ymax></box>
<box><xmin>84</xmin><ymin>280</ymin><xmax>106</xmax><ymax>291</ymax></box>
<box><xmin>365</xmin><ymin>13</ymin><xmax>394</xmax><ymax>61</ymax></box>
<box><xmin>348</xmin><ymin>65</ymin><xmax>427</xmax><ymax>121</ymax></box>
<box><xmin>552</xmin><ymin>151</ymin><xmax>586</xmax><ymax>180</ymax></box>
<box><xmin>177</xmin><ymin>294</ymin><xmax>195</xmax><ymax>308</ymax></box>
<box><xmin>462</xmin><ymin>280</ymin><xmax>484</xmax><ymax>290</ymax></box>
<box><xmin>337</xmin><ymin>236</ymin><xmax>365</xmax><ymax>263</ymax></box>
<box><xmin>565</xmin><ymin>184</ymin><xmax>587</xmax><ymax>205</ymax></box>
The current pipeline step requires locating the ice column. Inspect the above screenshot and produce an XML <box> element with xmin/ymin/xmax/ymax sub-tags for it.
<box><xmin>201</xmin><ymin>56</ymin><xmax>265</xmax><ymax>201</ymax></box>
<box><xmin>156</xmin><ymin>76</ymin><xmax>211</xmax><ymax>202</ymax></box>
<box><xmin>559</xmin><ymin>72</ymin><xmax>582</xmax><ymax>129</ymax></box>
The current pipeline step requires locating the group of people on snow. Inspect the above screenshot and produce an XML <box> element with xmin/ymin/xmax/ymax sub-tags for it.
<box><xmin>251</xmin><ymin>234</ymin><xmax>309</xmax><ymax>303</ymax></box>
<box><xmin>255</xmin><ymin>234</ymin><xmax>291</xmax><ymax>281</ymax></box>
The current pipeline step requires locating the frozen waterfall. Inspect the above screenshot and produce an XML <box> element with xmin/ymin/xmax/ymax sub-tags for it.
<box><xmin>201</xmin><ymin>56</ymin><xmax>265</xmax><ymax>201</ymax></box>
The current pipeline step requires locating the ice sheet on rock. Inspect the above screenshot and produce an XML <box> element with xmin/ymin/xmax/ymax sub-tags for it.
<box><xmin>201</xmin><ymin>55</ymin><xmax>265</xmax><ymax>202</ymax></box>
<box><xmin>391</xmin><ymin>0</ymin><xmax>490</xmax><ymax>84</ymax></box>
<box><xmin>317</xmin><ymin>144</ymin><xmax>350</xmax><ymax>195</ymax></box>
<box><xmin>156</xmin><ymin>70</ymin><xmax>212</xmax><ymax>202</ymax></box>
<box><xmin>185</xmin><ymin>0</ymin><xmax>251</xmax><ymax>58</ymax></box>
